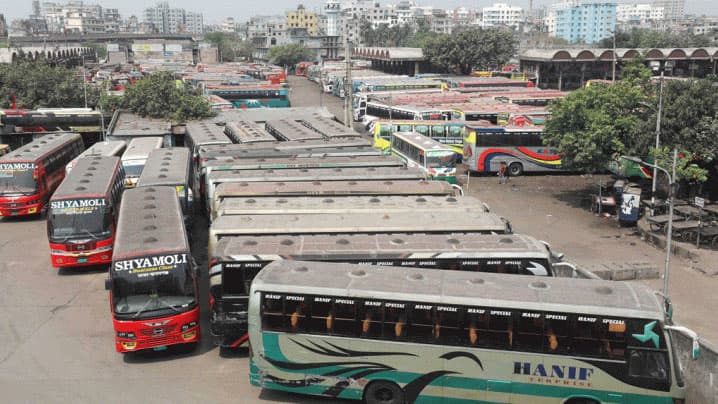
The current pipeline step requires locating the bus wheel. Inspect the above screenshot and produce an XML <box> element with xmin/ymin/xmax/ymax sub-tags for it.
<box><xmin>564</xmin><ymin>398</ymin><xmax>600</xmax><ymax>404</ymax></box>
<box><xmin>364</xmin><ymin>381</ymin><xmax>405</xmax><ymax>404</ymax></box>
<box><xmin>508</xmin><ymin>162</ymin><xmax>524</xmax><ymax>177</ymax></box>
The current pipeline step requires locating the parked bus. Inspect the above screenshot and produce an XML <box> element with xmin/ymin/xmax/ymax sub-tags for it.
<box><xmin>250</xmin><ymin>260</ymin><xmax>694</xmax><ymax>404</ymax></box>
<box><xmin>47</xmin><ymin>156</ymin><xmax>125</xmax><ymax>268</ymax></box>
<box><xmin>211</xmin><ymin>233</ymin><xmax>565</xmax><ymax>348</ymax></box>
<box><xmin>120</xmin><ymin>137</ymin><xmax>163</xmax><ymax>188</ymax></box>
<box><xmin>209</xmin><ymin>210</ymin><xmax>510</xmax><ymax>255</ymax></box>
<box><xmin>300</xmin><ymin>116</ymin><xmax>360</xmax><ymax>139</ymax></box>
<box><xmin>265</xmin><ymin>119</ymin><xmax>325</xmax><ymax>141</ymax></box>
<box><xmin>0</xmin><ymin>133</ymin><xmax>84</xmax><ymax>217</ymax></box>
<box><xmin>105</xmin><ymin>186</ymin><xmax>199</xmax><ymax>353</ymax></box>
<box><xmin>391</xmin><ymin>132</ymin><xmax>458</xmax><ymax>184</ymax></box>
<box><xmin>214</xmin><ymin>194</ymin><xmax>482</xmax><ymax>218</ymax></box>
<box><xmin>196</xmin><ymin>138</ymin><xmax>371</xmax><ymax>161</ymax></box>
<box><xmin>463</xmin><ymin>124</ymin><xmax>562</xmax><ymax>176</ymax></box>
<box><xmin>371</xmin><ymin>120</ymin><xmax>465</xmax><ymax>154</ymax></box>
<box><xmin>137</xmin><ymin>148</ymin><xmax>193</xmax><ymax>217</ymax></box>
<box><xmin>185</xmin><ymin>121</ymin><xmax>232</xmax><ymax>166</ymax></box>
<box><xmin>224</xmin><ymin>121</ymin><xmax>277</xmax><ymax>144</ymax></box>
<box><xmin>295</xmin><ymin>61</ymin><xmax>314</xmax><ymax>76</ymax></box>
<box><xmin>65</xmin><ymin>140</ymin><xmax>126</xmax><ymax>174</ymax></box>
<box><xmin>357</xmin><ymin>101</ymin><xmax>457</xmax><ymax>123</ymax></box>
<box><xmin>205</xmin><ymin>85</ymin><xmax>290</xmax><ymax>108</ymax></box>
<box><xmin>212</xmin><ymin>180</ymin><xmax>459</xmax><ymax>213</ymax></box>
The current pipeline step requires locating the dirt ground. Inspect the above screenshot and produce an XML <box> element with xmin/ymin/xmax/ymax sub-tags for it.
<box><xmin>287</xmin><ymin>75</ymin><xmax>718</xmax><ymax>345</ymax></box>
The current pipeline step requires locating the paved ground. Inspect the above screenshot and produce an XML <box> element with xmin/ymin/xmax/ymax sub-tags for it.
<box><xmin>0</xmin><ymin>75</ymin><xmax>716</xmax><ymax>403</ymax></box>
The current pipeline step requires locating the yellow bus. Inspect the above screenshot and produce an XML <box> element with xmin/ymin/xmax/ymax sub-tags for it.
<box><xmin>371</xmin><ymin>120</ymin><xmax>465</xmax><ymax>156</ymax></box>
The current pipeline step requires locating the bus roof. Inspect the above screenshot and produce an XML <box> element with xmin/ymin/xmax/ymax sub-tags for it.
<box><xmin>137</xmin><ymin>147</ymin><xmax>190</xmax><ymax>187</ymax></box>
<box><xmin>109</xmin><ymin>110</ymin><xmax>170</xmax><ymax>137</ymax></box>
<box><xmin>373</xmin><ymin>119</ymin><xmax>465</xmax><ymax>126</ymax></box>
<box><xmin>1</xmin><ymin>133</ymin><xmax>82</xmax><ymax>162</ymax></box>
<box><xmin>253</xmin><ymin>260</ymin><xmax>664</xmax><ymax>320</ymax></box>
<box><xmin>216</xmin><ymin>194</ymin><xmax>485</xmax><ymax>216</ymax></box>
<box><xmin>211</xmin><ymin>210</ymin><xmax>508</xmax><ymax>236</ymax></box>
<box><xmin>215</xmin><ymin>233</ymin><xmax>548</xmax><ymax>260</ymax></box>
<box><xmin>75</xmin><ymin>140</ymin><xmax>126</xmax><ymax>158</ymax></box>
<box><xmin>114</xmin><ymin>186</ymin><xmax>188</xmax><ymax>259</ymax></box>
<box><xmin>198</xmin><ymin>138</ymin><xmax>371</xmax><ymax>156</ymax></box>
<box><xmin>225</xmin><ymin>120</ymin><xmax>276</xmax><ymax>143</ymax></box>
<box><xmin>185</xmin><ymin>121</ymin><xmax>232</xmax><ymax>147</ymax></box>
<box><xmin>201</xmin><ymin>146</ymin><xmax>383</xmax><ymax>163</ymax></box>
<box><xmin>392</xmin><ymin>131</ymin><xmax>455</xmax><ymax>153</ymax></box>
<box><xmin>121</xmin><ymin>137</ymin><xmax>163</xmax><ymax>161</ymax></box>
<box><xmin>208</xmin><ymin>166</ymin><xmax>426</xmax><ymax>185</ymax></box>
<box><xmin>265</xmin><ymin>119</ymin><xmax>324</xmax><ymax>141</ymax></box>
<box><xmin>215</xmin><ymin>107</ymin><xmax>334</xmax><ymax>123</ymax></box>
<box><xmin>52</xmin><ymin>156</ymin><xmax>121</xmax><ymax>199</ymax></box>
<box><xmin>300</xmin><ymin>116</ymin><xmax>360</xmax><ymax>139</ymax></box>
<box><xmin>205</xmin><ymin>155</ymin><xmax>405</xmax><ymax>171</ymax></box>
<box><xmin>214</xmin><ymin>180</ymin><xmax>457</xmax><ymax>199</ymax></box>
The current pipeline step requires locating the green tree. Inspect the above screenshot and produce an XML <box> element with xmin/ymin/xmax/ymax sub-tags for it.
<box><xmin>84</xmin><ymin>42</ymin><xmax>107</xmax><ymax>60</ymax></box>
<box><xmin>598</xmin><ymin>28</ymin><xmax>715</xmax><ymax>48</ymax></box>
<box><xmin>423</xmin><ymin>28</ymin><xmax>517</xmax><ymax>74</ymax></box>
<box><xmin>649</xmin><ymin>147</ymin><xmax>708</xmax><ymax>184</ymax></box>
<box><xmin>0</xmin><ymin>60</ymin><xmax>101</xmax><ymax>109</ymax></box>
<box><xmin>204</xmin><ymin>32</ymin><xmax>253</xmax><ymax>62</ymax></box>
<box><xmin>99</xmin><ymin>71</ymin><xmax>214</xmax><ymax>122</ymax></box>
<box><xmin>268</xmin><ymin>43</ymin><xmax>313</xmax><ymax>67</ymax></box>
<box><xmin>543</xmin><ymin>83</ymin><xmax>649</xmax><ymax>172</ymax></box>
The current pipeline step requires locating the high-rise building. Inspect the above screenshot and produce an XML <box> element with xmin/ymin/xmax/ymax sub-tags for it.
<box><xmin>653</xmin><ymin>0</ymin><xmax>683</xmax><ymax>21</ymax></box>
<box><xmin>554</xmin><ymin>2</ymin><xmax>616</xmax><ymax>44</ymax></box>
<box><xmin>39</xmin><ymin>1</ymin><xmax>120</xmax><ymax>34</ymax></box>
<box><xmin>482</xmin><ymin>3</ymin><xmax>524</xmax><ymax>29</ymax></box>
<box><xmin>324</xmin><ymin>0</ymin><xmax>341</xmax><ymax>36</ymax></box>
<box><xmin>143</xmin><ymin>2</ymin><xmax>203</xmax><ymax>34</ymax></box>
<box><xmin>616</xmin><ymin>4</ymin><xmax>664</xmax><ymax>24</ymax></box>
<box><xmin>286</xmin><ymin>4</ymin><xmax>318</xmax><ymax>36</ymax></box>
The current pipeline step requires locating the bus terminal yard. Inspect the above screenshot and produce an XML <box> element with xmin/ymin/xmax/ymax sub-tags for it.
<box><xmin>0</xmin><ymin>74</ymin><xmax>716</xmax><ymax>403</ymax></box>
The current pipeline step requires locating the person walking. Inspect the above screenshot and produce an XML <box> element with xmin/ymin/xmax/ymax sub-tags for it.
<box><xmin>498</xmin><ymin>161</ymin><xmax>507</xmax><ymax>184</ymax></box>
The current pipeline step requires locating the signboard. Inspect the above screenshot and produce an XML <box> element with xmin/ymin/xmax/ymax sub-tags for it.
<box><xmin>132</xmin><ymin>44</ymin><xmax>152</xmax><ymax>52</ymax></box>
<box><xmin>114</xmin><ymin>253</ymin><xmax>188</xmax><ymax>278</ymax></box>
<box><xmin>695</xmin><ymin>196</ymin><xmax>705</xmax><ymax>208</ymax></box>
<box><xmin>50</xmin><ymin>198</ymin><xmax>106</xmax><ymax>215</ymax></box>
<box><xmin>0</xmin><ymin>162</ymin><xmax>35</xmax><ymax>176</ymax></box>
<box><xmin>165</xmin><ymin>44</ymin><xmax>182</xmax><ymax>52</ymax></box>
<box><xmin>107</xmin><ymin>44</ymin><xmax>120</xmax><ymax>52</ymax></box>
<box><xmin>620</xmin><ymin>193</ymin><xmax>641</xmax><ymax>223</ymax></box>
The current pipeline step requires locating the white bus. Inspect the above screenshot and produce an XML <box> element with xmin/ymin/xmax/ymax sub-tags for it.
<box><xmin>65</xmin><ymin>140</ymin><xmax>126</xmax><ymax>174</ymax></box>
<box><xmin>249</xmin><ymin>260</ymin><xmax>697</xmax><ymax>404</ymax></box>
<box><xmin>391</xmin><ymin>131</ymin><xmax>458</xmax><ymax>183</ymax></box>
<box><xmin>120</xmin><ymin>137</ymin><xmax>163</xmax><ymax>188</ymax></box>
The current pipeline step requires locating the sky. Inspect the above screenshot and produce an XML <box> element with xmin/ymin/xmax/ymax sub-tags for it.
<box><xmin>1</xmin><ymin>0</ymin><xmax>716</xmax><ymax>25</ymax></box>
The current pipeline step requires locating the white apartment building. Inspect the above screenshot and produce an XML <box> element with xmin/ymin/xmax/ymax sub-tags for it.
<box><xmin>40</xmin><ymin>1</ymin><xmax>113</xmax><ymax>33</ymax></box>
<box><xmin>616</xmin><ymin>4</ymin><xmax>664</xmax><ymax>24</ymax></box>
<box><xmin>324</xmin><ymin>0</ymin><xmax>341</xmax><ymax>35</ymax></box>
<box><xmin>653</xmin><ymin>0</ymin><xmax>683</xmax><ymax>21</ymax></box>
<box><xmin>143</xmin><ymin>2</ymin><xmax>203</xmax><ymax>34</ymax></box>
<box><xmin>482</xmin><ymin>3</ymin><xmax>524</xmax><ymax>29</ymax></box>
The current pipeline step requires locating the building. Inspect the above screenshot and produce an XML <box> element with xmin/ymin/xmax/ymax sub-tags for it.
<box><xmin>482</xmin><ymin>3</ymin><xmax>524</xmax><ymax>29</ymax></box>
<box><xmin>103</xmin><ymin>8</ymin><xmax>121</xmax><ymax>32</ymax></box>
<box><xmin>616</xmin><ymin>4</ymin><xmax>663</xmax><ymax>24</ymax></box>
<box><xmin>554</xmin><ymin>2</ymin><xmax>616</xmax><ymax>44</ymax></box>
<box><xmin>286</xmin><ymin>4</ymin><xmax>318</xmax><ymax>36</ymax></box>
<box><xmin>0</xmin><ymin>14</ymin><xmax>6</xmax><ymax>37</ymax></box>
<box><xmin>653</xmin><ymin>0</ymin><xmax>683</xmax><ymax>21</ymax></box>
<box><xmin>143</xmin><ymin>2</ymin><xmax>203</xmax><ymax>34</ymax></box>
<box><xmin>220</xmin><ymin>17</ymin><xmax>237</xmax><ymax>33</ymax></box>
<box><xmin>324</xmin><ymin>0</ymin><xmax>341</xmax><ymax>36</ymax></box>
<box><xmin>39</xmin><ymin>1</ymin><xmax>122</xmax><ymax>34</ymax></box>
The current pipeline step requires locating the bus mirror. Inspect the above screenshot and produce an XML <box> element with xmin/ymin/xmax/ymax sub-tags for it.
<box><xmin>104</xmin><ymin>278</ymin><xmax>112</xmax><ymax>290</ymax></box>
<box><xmin>665</xmin><ymin>325</ymin><xmax>700</xmax><ymax>360</ymax></box>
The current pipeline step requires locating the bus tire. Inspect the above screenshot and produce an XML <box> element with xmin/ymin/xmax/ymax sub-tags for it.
<box><xmin>508</xmin><ymin>162</ymin><xmax>524</xmax><ymax>177</ymax></box>
<box><xmin>364</xmin><ymin>380</ymin><xmax>405</xmax><ymax>404</ymax></box>
<box><xmin>564</xmin><ymin>398</ymin><xmax>600</xmax><ymax>404</ymax></box>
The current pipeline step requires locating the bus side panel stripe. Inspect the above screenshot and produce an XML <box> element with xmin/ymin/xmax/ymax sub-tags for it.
<box><xmin>515</xmin><ymin>147</ymin><xmax>562</xmax><ymax>162</ymax></box>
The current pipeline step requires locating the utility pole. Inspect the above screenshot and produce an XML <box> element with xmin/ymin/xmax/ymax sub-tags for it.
<box><xmin>651</xmin><ymin>70</ymin><xmax>664</xmax><ymax>208</ymax></box>
<box><xmin>343</xmin><ymin>34</ymin><xmax>352</xmax><ymax>128</ymax></box>
<box><xmin>82</xmin><ymin>55</ymin><xmax>88</xmax><ymax>108</ymax></box>
<box><xmin>612</xmin><ymin>30</ymin><xmax>617</xmax><ymax>83</ymax></box>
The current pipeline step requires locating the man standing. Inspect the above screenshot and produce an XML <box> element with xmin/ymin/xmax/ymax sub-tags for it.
<box><xmin>498</xmin><ymin>161</ymin><xmax>507</xmax><ymax>184</ymax></box>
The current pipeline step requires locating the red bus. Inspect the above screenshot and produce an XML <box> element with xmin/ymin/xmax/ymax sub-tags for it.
<box><xmin>0</xmin><ymin>133</ymin><xmax>84</xmax><ymax>217</ymax></box>
<box><xmin>47</xmin><ymin>156</ymin><xmax>125</xmax><ymax>268</ymax></box>
<box><xmin>105</xmin><ymin>186</ymin><xmax>199</xmax><ymax>353</ymax></box>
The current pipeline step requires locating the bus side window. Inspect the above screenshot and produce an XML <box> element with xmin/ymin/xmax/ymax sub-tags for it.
<box><xmin>544</xmin><ymin>314</ymin><xmax>570</xmax><ymax>353</ymax></box>
<box><xmin>383</xmin><ymin>303</ymin><xmax>407</xmax><ymax>340</ymax></box>
<box><xmin>332</xmin><ymin>299</ymin><xmax>357</xmax><ymax>337</ymax></box>
<box><xmin>435</xmin><ymin>307</ymin><xmax>463</xmax><ymax>345</ymax></box>
<box><xmin>261</xmin><ymin>294</ymin><xmax>284</xmax><ymax>331</ymax></box>
<box><xmin>359</xmin><ymin>301</ymin><xmax>383</xmax><ymax>339</ymax></box>
<box><xmin>308</xmin><ymin>296</ymin><xmax>332</xmax><ymax>335</ymax></box>
<box><xmin>516</xmin><ymin>312</ymin><xmax>544</xmax><ymax>352</ymax></box>
<box><xmin>408</xmin><ymin>304</ymin><xmax>434</xmax><ymax>343</ymax></box>
<box><xmin>284</xmin><ymin>296</ymin><xmax>306</xmax><ymax>333</ymax></box>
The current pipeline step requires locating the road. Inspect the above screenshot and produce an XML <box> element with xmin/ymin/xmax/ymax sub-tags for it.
<box><xmin>0</xmin><ymin>75</ymin><xmax>715</xmax><ymax>403</ymax></box>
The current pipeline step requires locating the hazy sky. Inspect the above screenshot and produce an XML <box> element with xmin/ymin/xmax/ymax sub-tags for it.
<box><xmin>2</xmin><ymin>0</ymin><xmax>716</xmax><ymax>25</ymax></box>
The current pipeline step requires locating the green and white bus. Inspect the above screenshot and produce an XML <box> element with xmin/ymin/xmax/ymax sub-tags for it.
<box><xmin>249</xmin><ymin>260</ymin><xmax>694</xmax><ymax>404</ymax></box>
<box><xmin>390</xmin><ymin>132</ymin><xmax>458</xmax><ymax>184</ymax></box>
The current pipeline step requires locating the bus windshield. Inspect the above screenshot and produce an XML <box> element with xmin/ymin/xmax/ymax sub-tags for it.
<box><xmin>0</xmin><ymin>165</ymin><xmax>37</xmax><ymax>195</ymax></box>
<box><xmin>122</xmin><ymin>162</ymin><xmax>145</xmax><ymax>177</ymax></box>
<box><xmin>426</xmin><ymin>152</ymin><xmax>457</xmax><ymax>168</ymax></box>
<box><xmin>112</xmin><ymin>259</ymin><xmax>195</xmax><ymax>320</ymax></box>
<box><xmin>48</xmin><ymin>205</ymin><xmax>111</xmax><ymax>242</ymax></box>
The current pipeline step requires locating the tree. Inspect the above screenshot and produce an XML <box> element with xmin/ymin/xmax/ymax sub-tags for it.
<box><xmin>204</xmin><ymin>32</ymin><xmax>253</xmax><ymax>62</ymax></box>
<box><xmin>0</xmin><ymin>60</ymin><xmax>101</xmax><ymax>109</ymax></box>
<box><xmin>360</xmin><ymin>22</ymin><xmax>415</xmax><ymax>47</ymax></box>
<box><xmin>423</xmin><ymin>28</ymin><xmax>517</xmax><ymax>74</ymax></box>
<box><xmin>268</xmin><ymin>43</ymin><xmax>313</xmax><ymax>67</ymax></box>
<box><xmin>597</xmin><ymin>28</ymin><xmax>715</xmax><ymax>48</ymax></box>
<box><xmin>98</xmin><ymin>71</ymin><xmax>214</xmax><ymax>122</ymax></box>
<box><xmin>543</xmin><ymin>83</ymin><xmax>649</xmax><ymax>172</ymax></box>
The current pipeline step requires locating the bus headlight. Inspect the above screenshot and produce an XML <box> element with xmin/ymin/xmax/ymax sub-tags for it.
<box><xmin>27</xmin><ymin>207</ymin><xmax>37</xmax><ymax>214</ymax></box>
<box><xmin>117</xmin><ymin>331</ymin><xmax>136</xmax><ymax>339</ymax></box>
<box><xmin>181</xmin><ymin>330</ymin><xmax>197</xmax><ymax>341</ymax></box>
<box><xmin>121</xmin><ymin>341</ymin><xmax>137</xmax><ymax>350</ymax></box>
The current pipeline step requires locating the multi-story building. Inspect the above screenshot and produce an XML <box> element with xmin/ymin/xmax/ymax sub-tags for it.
<box><xmin>0</xmin><ymin>14</ymin><xmax>7</xmax><ymax>37</ymax></box>
<box><xmin>616</xmin><ymin>4</ymin><xmax>663</xmax><ymax>28</ymax></box>
<box><xmin>221</xmin><ymin>17</ymin><xmax>237</xmax><ymax>33</ymax></box>
<box><xmin>286</xmin><ymin>4</ymin><xmax>318</xmax><ymax>36</ymax></box>
<box><xmin>39</xmin><ymin>1</ymin><xmax>122</xmax><ymax>34</ymax></box>
<box><xmin>482</xmin><ymin>3</ymin><xmax>524</xmax><ymax>29</ymax></box>
<box><xmin>554</xmin><ymin>2</ymin><xmax>616</xmax><ymax>44</ymax></box>
<box><xmin>324</xmin><ymin>0</ymin><xmax>341</xmax><ymax>35</ymax></box>
<box><xmin>104</xmin><ymin>8</ymin><xmax>120</xmax><ymax>32</ymax></box>
<box><xmin>143</xmin><ymin>2</ymin><xmax>203</xmax><ymax>34</ymax></box>
<box><xmin>653</xmin><ymin>0</ymin><xmax>683</xmax><ymax>21</ymax></box>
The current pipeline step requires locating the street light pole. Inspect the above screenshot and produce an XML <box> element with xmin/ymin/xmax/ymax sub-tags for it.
<box><xmin>82</xmin><ymin>55</ymin><xmax>88</xmax><ymax>108</ymax></box>
<box><xmin>612</xmin><ymin>30</ymin><xmax>617</xmax><ymax>83</ymax></box>
<box><xmin>651</xmin><ymin>70</ymin><xmax>665</xmax><ymax>207</ymax></box>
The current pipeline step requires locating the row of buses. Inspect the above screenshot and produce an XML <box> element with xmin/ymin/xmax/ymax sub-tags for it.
<box><xmin>183</xmin><ymin>108</ymin><xmax>694</xmax><ymax>404</ymax></box>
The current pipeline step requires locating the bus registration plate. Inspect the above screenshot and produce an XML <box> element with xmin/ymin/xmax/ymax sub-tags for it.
<box><xmin>78</xmin><ymin>258</ymin><xmax>88</xmax><ymax>263</ymax></box>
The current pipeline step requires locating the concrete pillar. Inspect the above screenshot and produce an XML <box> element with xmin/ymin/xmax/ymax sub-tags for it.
<box><xmin>414</xmin><ymin>61</ymin><xmax>420</xmax><ymax>76</ymax></box>
<box><xmin>558</xmin><ymin>68</ymin><xmax>563</xmax><ymax>91</ymax></box>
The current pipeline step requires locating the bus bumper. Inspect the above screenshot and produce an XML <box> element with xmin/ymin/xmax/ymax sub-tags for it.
<box><xmin>50</xmin><ymin>249</ymin><xmax>113</xmax><ymax>268</ymax></box>
<box><xmin>113</xmin><ymin>308</ymin><xmax>200</xmax><ymax>353</ymax></box>
<box><xmin>211</xmin><ymin>309</ymin><xmax>248</xmax><ymax>347</ymax></box>
<box><xmin>0</xmin><ymin>201</ymin><xmax>43</xmax><ymax>217</ymax></box>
